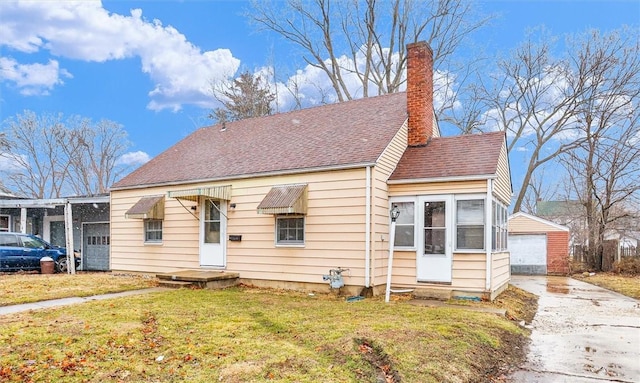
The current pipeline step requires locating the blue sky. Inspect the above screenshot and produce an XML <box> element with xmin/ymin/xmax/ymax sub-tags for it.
<box><xmin>1</xmin><ymin>1</ymin><xmax>638</xmax><ymax>177</ymax></box>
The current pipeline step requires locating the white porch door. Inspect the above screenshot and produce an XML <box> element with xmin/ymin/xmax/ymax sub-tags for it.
<box><xmin>417</xmin><ymin>196</ymin><xmax>453</xmax><ymax>283</ymax></box>
<box><xmin>200</xmin><ymin>199</ymin><xmax>226</xmax><ymax>267</ymax></box>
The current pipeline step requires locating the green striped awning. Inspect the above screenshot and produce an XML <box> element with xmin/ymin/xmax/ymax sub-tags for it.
<box><xmin>257</xmin><ymin>184</ymin><xmax>308</xmax><ymax>215</ymax></box>
<box><xmin>167</xmin><ymin>185</ymin><xmax>232</xmax><ymax>202</ymax></box>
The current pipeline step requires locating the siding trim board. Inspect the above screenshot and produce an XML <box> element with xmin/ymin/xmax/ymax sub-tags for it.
<box><xmin>111</xmin><ymin>163</ymin><xmax>377</xmax><ymax>191</ymax></box>
<box><xmin>387</xmin><ymin>174</ymin><xmax>497</xmax><ymax>185</ymax></box>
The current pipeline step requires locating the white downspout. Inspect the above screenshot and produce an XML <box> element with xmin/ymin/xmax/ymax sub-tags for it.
<box><xmin>485</xmin><ymin>179</ymin><xmax>493</xmax><ymax>291</ymax></box>
<box><xmin>365</xmin><ymin>166</ymin><xmax>372</xmax><ymax>287</ymax></box>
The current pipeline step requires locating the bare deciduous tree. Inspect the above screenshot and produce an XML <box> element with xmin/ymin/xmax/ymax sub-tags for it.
<box><xmin>1</xmin><ymin>111</ymin><xmax>131</xmax><ymax>198</ymax></box>
<box><xmin>477</xmin><ymin>33</ymin><xmax>587</xmax><ymax>213</ymax></box>
<box><xmin>558</xmin><ymin>29</ymin><xmax>640</xmax><ymax>270</ymax></box>
<box><xmin>61</xmin><ymin>117</ymin><xmax>131</xmax><ymax>195</ymax></box>
<box><xmin>210</xmin><ymin>71</ymin><xmax>276</xmax><ymax>122</ymax></box>
<box><xmin>248</xmin><ymin>0</ymin><xmax>490</xmax><ymax>104</ymax></box>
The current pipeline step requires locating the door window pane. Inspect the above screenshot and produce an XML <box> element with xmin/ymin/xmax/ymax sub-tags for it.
<box><xmin>424</xmin><ymin>201</ymin><xmax>446</xmax><ymax>254</ymax></box>
<box><xmin>204</xmin><ymin>200</ymin><xmax>221</xmax><ymax>244</ymax></box>
<box><xmin>0</xmin><ymin>216</ymin><xmax>9</xmax><ymax>232</ymax></box>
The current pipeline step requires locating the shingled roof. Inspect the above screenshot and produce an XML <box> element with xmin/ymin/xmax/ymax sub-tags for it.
<box><xmin>112</xmin><ymin>92</ymin><xmax>407</xmax><ymax>189</ymax></box>
<box><xmin>388</xmin><ymin>131</ymin><xmax>506</xmax><ymax>181</ymax></box>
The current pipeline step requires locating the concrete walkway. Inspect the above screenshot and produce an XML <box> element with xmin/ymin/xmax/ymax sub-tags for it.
<box><xmin>0</xmin><ymin>287</ymin><xmax>168</xmax><ymax>316</ymax></box>
<box><xmin>508</xmin><ymin>275</ymin><xmax>640</xmax><ymax>383</ymax></box>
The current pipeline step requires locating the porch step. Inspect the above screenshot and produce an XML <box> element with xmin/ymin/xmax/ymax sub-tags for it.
<box><xmin>159</xmin><ymin>280</ymin><xmax>195</xmax><ymax>289</ymax></box>
<box><xmin>156</xmin><ymin>270</ymin><xmax>240</xmax><ymax>290</ymax></box>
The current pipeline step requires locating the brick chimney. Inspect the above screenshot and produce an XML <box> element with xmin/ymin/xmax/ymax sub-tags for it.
<box><xmin>406</xmin><ymin>41</ymin><xmax>434</xmax><ymax>146</ymax></box>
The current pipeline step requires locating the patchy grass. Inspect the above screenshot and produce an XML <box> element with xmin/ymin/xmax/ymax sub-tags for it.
<box><xmin>490</xmin><ymin>286</ymin><xmax>538</xmax><ymax>324</ymax></box>
<box><xmin>446</xmin><ymin>286</ymin><xmax>538</xmax><ymax>325</ymax></box>
<box><xmin>0</xmin><ymin>273</ymin><xmax>158</xmax><ymax>306</ymax></box>
<box><xmin>0</xmin><ymin>286</ymin><xmax>529</xmax><ymax>383</ymax></box>
<box><xmin>573</xmin><ymin>273</ymin><xmax>640</xmax><ymax>300</ymax></box>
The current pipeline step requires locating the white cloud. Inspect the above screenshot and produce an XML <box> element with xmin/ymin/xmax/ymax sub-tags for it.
<box><xmin>116</xmin><ymin>151</ymin><xmax>151</xmax><ymax>166</ymax></box>
<box><xmin>0</xmin><ymin>152</ymin><xmax>27</xmax><ymax>172</ymax></box>
<box><xmin>0</xmin><ymin>57</ymin><xmax>72</xmax><ymax>95</ymax></box>
<box><xmin>0</xmin><ymin>1</ymin><xmax>240</xmax><ymax>111</ymax></box>
<box><xmin>269</xmin><ymin>47</ymin><xmax>456</xmax><ymax>112</ymax></box>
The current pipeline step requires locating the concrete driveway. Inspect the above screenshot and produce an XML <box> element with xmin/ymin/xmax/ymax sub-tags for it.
<box><xmin>508</xmin><ymin>275</ymin><xmax>640</xmax><ymax>383</ymax></box>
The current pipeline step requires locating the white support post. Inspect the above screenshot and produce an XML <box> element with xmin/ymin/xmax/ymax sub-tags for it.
<box><xmin>385</xmin><ymin>219</ymin><xmax>397</xmax><ymax>303</ymax></box>
<box><xmin>64</xmin><ymin>200</ymin><xmax>76</xmax><ymax>274</ymax></box>
<box><xmin>20</xmin><ymin>207</ymin><xmax>27</xmax><ymax>233</ymax></box>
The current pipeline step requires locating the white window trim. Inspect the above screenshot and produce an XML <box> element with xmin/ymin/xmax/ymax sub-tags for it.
<box><xmin>144</xmin><ymin>219</ymin><xmax>163</xmax><ymax>245</ymax></box>
<box><xmin>389</xmin><ymin>197</ymin><xmax>418</xmax><ymax>250</ymax></box>
<box><xmin>454</xmin><ymin>194</ymin><xmax>486</xmax><ymax>252</ymax></box>
<box><xmin>491</xmin><ymin>198</ymin><xmax>509</xmax><ymax>252</ymax></box>
<box><xmin>275</xmin><ymin>215</ymin><xmax>305</xmax><ymax>247</ymax></box>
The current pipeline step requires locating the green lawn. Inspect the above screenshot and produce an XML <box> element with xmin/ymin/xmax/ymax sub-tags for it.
<box><xmin>573</xmin><ymin>273</ymin><xmax>640</xmax><ymax>299</ymax></box>
<box><xmin>0</xmin><ymin>273</ymin><xmax>158</xmax><ymax>306</ymax></box>
<box><xmin>0</xmin><ymin>286</ymin><xmax>528</xmax><ymax>382</ymax></box>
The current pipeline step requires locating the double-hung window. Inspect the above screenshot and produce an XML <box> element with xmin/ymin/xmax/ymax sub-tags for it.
<box><xmin>276</xmin><ymin>216</ymin><xmax>304</xmax><ymax>245</ymax></box>
<box><xmin>492</xmin><ymin>200</ymin><xmax>508</xmax><ymax>251</ymax></box>
<box><xmin>144</xmin><ymin>219</ymin><xmax>163</xmax><ymax>243</ymax></box>
<box><xmin>392</xmin><ymin>201</ymin><xmax>416</xmax><ymax>248</ymax></box>
<box><xmin>456</xmin><ymin>199</ymin><xmax>485</xmax><ymax>250</ymax></box>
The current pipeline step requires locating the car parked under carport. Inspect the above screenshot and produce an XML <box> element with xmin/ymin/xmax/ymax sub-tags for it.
<box><xmin>0</xmin><ymin>232</ymin><xmax>80</xmax><ymax>273</ymax></box>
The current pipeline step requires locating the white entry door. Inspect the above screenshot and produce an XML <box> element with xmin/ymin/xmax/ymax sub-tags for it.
<box><xmin>417</xmin><ymin>196</ymin><xmax>453</xmax><ymax>283</ymax></box>
<box><xmin>200</xmin><ymin>199</ymin><xmax>226</xmax><ymax>267</ymax></box>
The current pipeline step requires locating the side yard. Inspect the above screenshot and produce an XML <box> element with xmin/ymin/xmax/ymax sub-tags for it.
<box><xmin>572</xmin><ymin>273</ymin><xmax>640</xmax><ymax>299</ymax></box>
<box><xmin>571</xmin><ymin>256</ymin><xmax>640</xmax><ymax>300</ymax></box>
<box><xmin>0</xmin><ymin>280</ymin><xmax>534</xmax><ymax>383</ymax></box>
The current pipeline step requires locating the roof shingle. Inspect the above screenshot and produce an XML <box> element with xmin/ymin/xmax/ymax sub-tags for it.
<box><xmin>113</xmin><ymin>92</ymin><xmax>407</xmax><ymax>189</ymax></box>
<box><xmin>389</xmin><ymin>131</ymin><xmax>506</xmax><ymax>181</ymax></box>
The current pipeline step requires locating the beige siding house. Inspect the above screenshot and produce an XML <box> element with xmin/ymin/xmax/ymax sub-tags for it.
<box><xmin>110</xmin><ymin>42</ymin><xmax>513</xmax><ymax>300</ymax></box>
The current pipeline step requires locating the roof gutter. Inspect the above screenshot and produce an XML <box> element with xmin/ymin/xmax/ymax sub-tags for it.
<box><xmin>387</xmin><ymin>174</ymin><xmax>497</xmax><ymax>185</ymax></box>
<box><xmin>110</xmin><ymin>161</ymin><xmax>378</xmax><ymax>192</ymax></box>
<box><xmin>0</xmin><ymin>195</ymin><xmax>109</xmax><ymax>208</ymax></box>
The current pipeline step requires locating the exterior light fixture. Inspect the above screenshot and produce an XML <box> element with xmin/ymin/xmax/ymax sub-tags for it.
<box><xmin>390</xmin><ymin>205</ymin><xmax>400</xmax><ymax>222</ymax></box>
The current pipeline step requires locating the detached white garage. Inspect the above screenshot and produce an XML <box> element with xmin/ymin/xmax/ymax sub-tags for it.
<box><xmin>508</xmin><ymin>212</ymin><xmax>570</xmax><ymax>275</ymax></box>
<box><xmin>509</xmin><ymin>233</ymin><xmax>547</xmax><ymax>274</ymax></box>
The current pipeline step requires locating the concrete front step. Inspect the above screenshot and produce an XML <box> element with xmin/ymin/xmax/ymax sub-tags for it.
<box><xmin>156</xmin><ymin>270</ymin><xmax>240</xmax><ymax>290</ymax></box>
<box><xmin>158</xmin><ymin>280</ymin><xmax>195</xmax><ymax>289</ymax></box>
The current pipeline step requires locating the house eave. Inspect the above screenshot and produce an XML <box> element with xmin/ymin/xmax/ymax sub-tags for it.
<box><xmin>0</xmin><ymin>195</ymin><xmax>110</xmax><ymax>208</ymax></box>
<box><xmin>110</xmin><ymin>162</ymin><xmax>377</xmax><ymax>192</ymax></box>
<box><xmin>387</xmin><ymin>174</ymin><xmax>497</xmax><ymax>185</ymax></box>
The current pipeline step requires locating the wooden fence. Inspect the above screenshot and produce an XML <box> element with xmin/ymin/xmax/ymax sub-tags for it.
<box><xmin>572</xmin><ymin>242</ymin><xmax>638</xmax><ymax>271</ymax></box>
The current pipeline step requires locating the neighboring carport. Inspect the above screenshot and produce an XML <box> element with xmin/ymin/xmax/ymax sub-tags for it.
<box><xmin>508</xmin><ymin>212</ymin><xmax>570</xmax><ymax>275</ymax></box>
<box><xmin>0</xmin><ymin>195</ymin><xmax>110</xmax><ymax>271</ymax></box>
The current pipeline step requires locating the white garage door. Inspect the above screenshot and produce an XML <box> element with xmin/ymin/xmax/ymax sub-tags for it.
<box><xmin>509</xmin><ymin>234</ymin><xmax>547</xmax><ymax>275</ymax></box>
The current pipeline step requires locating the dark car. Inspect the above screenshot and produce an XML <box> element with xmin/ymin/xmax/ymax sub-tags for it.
<box><xmin>0</xmin><ymin>232</ymin><xmax>80</xmax><ymax>273</ymax></box>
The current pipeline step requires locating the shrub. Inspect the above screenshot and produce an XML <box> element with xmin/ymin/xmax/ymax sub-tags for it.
<box><xmin>613</xmin><ymin>256</ymin><xmax>640</xmax><ymax>276</ymax></box>
<box><xmin>569</xmin><ymin>260</ymin><xmax>590</xmax><ymax>274</ymax></box>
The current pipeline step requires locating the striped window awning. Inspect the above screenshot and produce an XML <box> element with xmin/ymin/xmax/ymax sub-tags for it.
<box><xmin>125</xmin><ymin>195</ymin><xmax>165</xmax><ymax>219</ymax></box>
<box><xmin>167</xmin><ymin>185</ymin><xmax>232</xmax><ymax>202</ymax></box>
<box><xmin>257</xmin><ymin>184</ymin><xmax>308</xmax><ymax>215</ymax></box>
